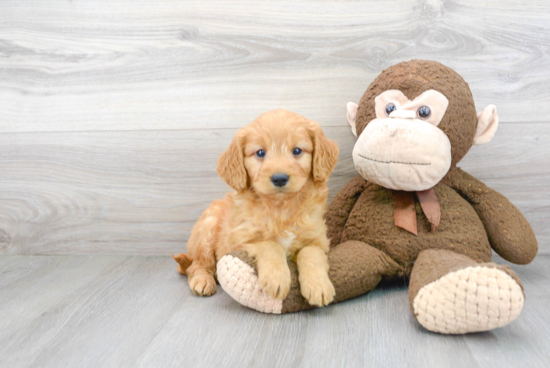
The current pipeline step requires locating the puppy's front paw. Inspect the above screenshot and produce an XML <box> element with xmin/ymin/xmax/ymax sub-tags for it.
<box><xmin>258</xmin><ymin>264</ymin><xmax>291</xmax><ymax>300</ymax></box>
<box><xmin>300</xmin><ymin>274</ymin><xmax>335</xmax><ymax>307</ymax></box>
<box><xmin>189</xmin><ymin>274</ymin><xmax>217</xmax><ymax>296</ymax></box>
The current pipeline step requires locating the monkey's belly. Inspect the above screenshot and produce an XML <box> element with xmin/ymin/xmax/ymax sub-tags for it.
<box><xmin>340</xmin><ymin>183</ymin><xmax>492</xmax><ymax>275</ymax></box>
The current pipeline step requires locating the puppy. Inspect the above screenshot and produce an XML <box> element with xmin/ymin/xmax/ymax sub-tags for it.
<box><xmin>173</xmin><ymin>109</ymin><xmax>339</xmax><ymax>307</ymax></box>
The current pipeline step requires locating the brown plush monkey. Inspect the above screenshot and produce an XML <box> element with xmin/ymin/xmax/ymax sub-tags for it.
<box><xmin>216</xmin><ymin>60</ymin><xmax>538</xmax><ymax>334</ymax></box>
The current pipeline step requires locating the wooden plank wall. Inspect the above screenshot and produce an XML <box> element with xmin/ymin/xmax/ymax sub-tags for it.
<box><xmin>1</xmin><ymin>0</ymin><xmax>549</xmax><ymax>255</ymax></box>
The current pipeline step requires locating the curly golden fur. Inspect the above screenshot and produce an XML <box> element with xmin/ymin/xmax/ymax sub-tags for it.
<box><xmin>173</xmin><ymin>109</ymin><xmax>339</xmax><ymax>306</ymax></box>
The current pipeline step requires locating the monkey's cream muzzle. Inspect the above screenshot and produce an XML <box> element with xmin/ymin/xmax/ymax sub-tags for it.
<box><xmin>352</xmin><ymin>118</ymin><xmax>451</xmax><ymax>191</ymax></box>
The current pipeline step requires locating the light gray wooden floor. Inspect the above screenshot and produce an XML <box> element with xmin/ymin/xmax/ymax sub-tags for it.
<box><xmin>0</xmin><ymin>254</ymin><xmax>548</xmax><ymax>368</ymax></box>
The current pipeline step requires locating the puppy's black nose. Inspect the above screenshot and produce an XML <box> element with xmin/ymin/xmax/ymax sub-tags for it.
<box><xmin>271</xmin><ymin>173</ymin><xmax>289</xmax><ymax>187</ymax></box>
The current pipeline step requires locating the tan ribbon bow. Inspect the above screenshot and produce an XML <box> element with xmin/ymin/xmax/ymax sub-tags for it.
<box><xmin>392</xmin><ymin>189</ymin><xmax>441</xmax><ymax>235</ymax></box>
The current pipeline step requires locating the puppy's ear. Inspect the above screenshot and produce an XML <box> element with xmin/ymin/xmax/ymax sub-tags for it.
<box><xmin>217</xmin><ymin>129</ymin><xmax>249</xmax><ymax>191</ymax></box>
<box><xmin>310</xmin><ymin>121</ymin><xmax>339</xmax><ymax>182</ymax></box>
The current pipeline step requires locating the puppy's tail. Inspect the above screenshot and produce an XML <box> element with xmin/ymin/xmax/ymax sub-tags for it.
<box><xmin>171</xmin><ymin>253</ymin><xmax>193</xmax><ymax>275</ymax></box>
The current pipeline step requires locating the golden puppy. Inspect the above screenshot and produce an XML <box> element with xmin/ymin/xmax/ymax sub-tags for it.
<box><xmin>173</xmin><ymin>109</ymin><xmax>339</xmax><ymax>307</ymax></box>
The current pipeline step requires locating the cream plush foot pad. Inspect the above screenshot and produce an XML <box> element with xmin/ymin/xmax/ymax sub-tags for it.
<box><xmin>413</xmin><ymin>266</ymin><xmax>524</xmax><ymax>334</ymax></box>
<box><xmin>217</xmin><ymin>254</ymin><xmax>283</xmax><ymax>314</ymax></box>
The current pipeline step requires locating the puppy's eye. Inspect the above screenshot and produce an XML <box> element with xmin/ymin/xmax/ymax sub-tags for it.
<box><xmin>385</xmin><ymin>103</ymin><xmax>397</xmax><ymax>116</ymax></box>
<box><xmin>417</xmin><ymin>106</ymin><xmax>431</xmax><ymax>119</ymax></box>
<box><xmin>255</xmin><ymin>149</ymin><xmax>266</xmax><ymax>158</ymax></box>
<box><xmin>293</xmin><ymin>148</ymin><xmax>302</xmax><ymax>156</ymax></box>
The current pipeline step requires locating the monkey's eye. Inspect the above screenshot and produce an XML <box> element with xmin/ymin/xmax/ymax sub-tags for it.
<box><xmin>255</xmin><ymin>149</ymin><xmax>266</xmax><ymax>158</ymax></box>
<box><xmin>385</xmin><ymin>103</ymin><xmax>397</xmax><ymax>116</ymax></box>
<box><xmin>293</xmin><ymin>147</ymin><xmax>302</xmax><ymax>156</ymax></box>
<box><xmin>417</xmin><ymin>106</ymin><xmax>431</xmax><ymax>119</ymax></box>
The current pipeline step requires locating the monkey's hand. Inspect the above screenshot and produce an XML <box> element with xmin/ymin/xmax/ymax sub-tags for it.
<box><xmin>444</xmin><ymin>167</ymin><xmax>538</xmax><ymax>264</ymax></box>
<box><xmin>325</xmin><ymin>175</ymin><xmax>369</xmax><ymax>248</ymax></box>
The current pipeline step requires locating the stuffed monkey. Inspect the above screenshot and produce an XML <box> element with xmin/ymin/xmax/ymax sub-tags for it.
<box><xmin>216</xmin><ymin>60</ymin><xmax>538</xmax><ymax>334</ymax></box>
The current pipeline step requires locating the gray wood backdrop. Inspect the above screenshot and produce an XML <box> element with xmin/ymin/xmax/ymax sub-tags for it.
<box><xmin>1</xmin><ymin>0</ymin><xmax>549</xmax><ymax>255</ymax></box>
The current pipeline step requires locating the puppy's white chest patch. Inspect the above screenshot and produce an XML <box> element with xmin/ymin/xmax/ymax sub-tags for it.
<box><xmin>278</xmin><ymin>231</ymin><xmax>296</xmax><ymax>251</ymax></box>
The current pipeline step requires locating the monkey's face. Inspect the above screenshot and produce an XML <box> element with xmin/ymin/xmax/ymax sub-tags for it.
<box><xmin>351</xmin><ymin>89</ymin><xmax>452</xmax><ymax>191</ymax></box>
<box><xmin>347</xmin><ymin>60</ymin><xmax>499</xmax><ymax>192</ymax></box>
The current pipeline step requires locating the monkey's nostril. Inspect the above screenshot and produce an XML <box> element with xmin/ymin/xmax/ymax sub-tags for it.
<box><xmin>271</xmin><ymin>173</ymin><xmax>289</xmax><ymax>187</ymax></box>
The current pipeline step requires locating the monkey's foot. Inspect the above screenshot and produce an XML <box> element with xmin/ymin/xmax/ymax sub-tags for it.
<box><xmin>413</xmin><ymin>265</ymin><xmax>524</xmax><ymax>334</ymax></box>
<box><xmin>217</xmin><ymin>252</ymin><xmax>283</xmax><ymax>314</ymax></box>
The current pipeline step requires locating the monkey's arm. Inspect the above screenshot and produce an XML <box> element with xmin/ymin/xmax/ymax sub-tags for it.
<box><xmin>444</xmin><ymin>167</ymin><xmax>538</xmax><ymax>264</ymax></box>
<box><xmin>326</xmin><ymin>175</ymin><xmax>369</xmax><ymax>248</ymax></box>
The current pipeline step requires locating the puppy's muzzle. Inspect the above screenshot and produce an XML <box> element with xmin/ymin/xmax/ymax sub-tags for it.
<box><xmin>271</xmin><ymin>173</ymin><xmax>289</xmax><ymax>187</ymax></box>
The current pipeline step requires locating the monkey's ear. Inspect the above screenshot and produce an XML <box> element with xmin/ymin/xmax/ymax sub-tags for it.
<box><xmin>347</xmin><ymin>102</ymin><xmax>358</xmax><ymax>137</ymax></box>
<box><xmin>473</xmin><ymin>104</ymin><xmax>499</xmax><ymax>145</ymax></box>
<box><xmin>217</xmin><ymin>130</ymin><xmax>249</xmax><ymax>191</ymax></box>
